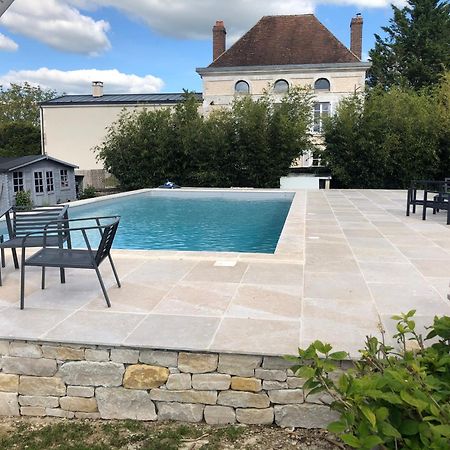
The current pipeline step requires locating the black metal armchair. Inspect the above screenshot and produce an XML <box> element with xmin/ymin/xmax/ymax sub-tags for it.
<box><xmin>0</xmin><ymin>205</ymin><xmax>71</xmax><ymax>285</ymax></box>
<box><xmin>20</xmin><ymin>216</ymin><xmax>121</xmax><ymax>309</ymax></box>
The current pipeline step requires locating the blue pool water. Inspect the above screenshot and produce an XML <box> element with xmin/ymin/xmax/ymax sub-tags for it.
<box><xmin>67</xmin><ymin>191</ymin><xmax>293</xmax><ymax>253</ymax></box>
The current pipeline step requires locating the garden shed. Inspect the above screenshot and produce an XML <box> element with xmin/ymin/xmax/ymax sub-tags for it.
<box><xmin>0</xmin><ymin>155</ymin><xmax>78</xmax><ymax>210</ymax></box>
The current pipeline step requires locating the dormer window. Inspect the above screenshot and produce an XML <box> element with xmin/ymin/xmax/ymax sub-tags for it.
<box><xmin>235</xmin><ymin>80</ymin><xmax>250</xmax><ymax>95</ymax></box>
<box><xmin>314</xmin><ymin>78</ymin><xmax>330</xmax><ymax>92</ymax></box>
<box><xmin>274</xmin><ymin>79</ymin><xmax>289</xmax><ymax>94</ymax></box>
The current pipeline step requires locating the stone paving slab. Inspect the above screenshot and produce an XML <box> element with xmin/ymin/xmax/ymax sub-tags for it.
<box><xmin>0</xmin><ymin>189</ymin><xmax>450</xmax><ymax>357</ymax></box>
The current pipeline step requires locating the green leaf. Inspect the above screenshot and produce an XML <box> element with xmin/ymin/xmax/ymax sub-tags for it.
<box><xmin>359</xmin><ymin>405</ymin><xmax>376</xmax><ymax>428</ymax></box>
<box><xmin>433</xmin><ymin>425</ymin><xmax>450</xmax><ymax>437</ymax></box>
<box><xmin>381</xmin><ymin>422</ymin><xmax>401</xmax><ymax>438</ymax></box>
<box><xmin>362</xmin><ymin>435</ymin><xmax>384</xmax><ymax>448</ymax></box>
<box><xmin>327</xmin><ymin>421</ymin><xmax>347</xmax><ymax>434</ymax></box>
<box><xmin>340</xmin><ymin>434</ymin><xmax>361</xmax><ymax>448</ymax></box>
<box><xmin>399</xmin><ymin>390</ymin><xmax>428</xmax><ymax>411</ymax></box>
<box><xmin>399</xmin><ymin>419</ymin><xmax>419</xmax><ymax>436</ymax></box>
<box><xmin>296</xmin><ymin>366</ymin><xmax>315</xmax><ymax>379</ymax></box>
<box><xmin>375</xmin><ymin>407</ymin><xmax>389</xmax><ymax>422</ymax></box>
<box><xmin>329</xmin><ymin>351</ymin><xmax>348</xmax><ymax>360</ymax></box>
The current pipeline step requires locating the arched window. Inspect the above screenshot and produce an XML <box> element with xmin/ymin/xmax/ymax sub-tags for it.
<box><xmin>314</xmin><ymin>78</ymin><xmax>330</xmax><ymax>91</ymax></box>
<box><xmin>235</xmin><ymin>80</ymin><xmax>250</xmax><ymax>95</ymax></box>
<box><xmin>274</xmin><ymin>79</ymin><xmax>289</xmax><ymax>94</ymax></box>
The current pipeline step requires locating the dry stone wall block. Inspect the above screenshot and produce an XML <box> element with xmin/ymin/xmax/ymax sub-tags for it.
<box><xmin>150</xmin><ymin>389</ymin><xmax>217</xmax><ymax>405</ymax></box>
<box><xmin>19</xmin><ymin>396</ymin><xmax>59</xmax><ymax>408</ymax></box>
<box><xmin>0</xmin><ymin>392</ymin><xmax>19</xmax><ymax>416</ymax></box>
<box><xmin>58</xmin><ymin>361</ymin><xmax>124</xmax><ymax>387</ymax></box>
<box><xmin>274</xmin><ymin>404</ymin><xmax>340</xmax><ymax>428</ymax></box>
<box><xmin>231</xmin><ymin>377</ymin><xmax>262</xmax><ymax>392</ymax></box>
<box><xmin>110</xmin><ymin>349</ymin><xmax>139</xmax><ymax>364</ymax></box>
<box><xmin>178</xmin><ymin>353</ymin><xmax>218</xmax><ymax>374</ymax></box>
<box><xmin>85</xmin><ymin>349</ymin><xmax>109</xmax><ymax>362</ymax></box>
<box><xmin>236</xmin><ymin>408</ymin><xmax>274</xmax><ymax>425</ymax></box>
<box><xmin>66</xmin><ymin>386</ymin><xmax>95</xmax><ymax>398</ymax></box>
<box><xmin>254</xmin><ymin>368</ymin><xmax>287</xmax><ymax>382</ymax></box>
<box><xmin>157</xmin><ymin>402</ymin><xmax>204</xmax><ymax>423</ymax></box>
<box><xmin>217</xmin><ymin>391</ymin><xmax>270</xmax><ymax>409</ymax></box>
<box><xmin>166</xmin><ymin>373</ymin><xmax>191</xmax><ymax>390</ymax></box>
<box><xmin>2</xmin><ymin>357</ymin><xmax>57</xmax><ymax>377</ymax></box>
<box><xmin>192</xmin><ymin>374</ymin><xmax>231</xmax><ymax>390</ymax></box>
<box><xmin>9</xmin><ymin>343</ymin><xmax>42</xmax><ymax>359</ymax></box>
<box><xmin>123</xmin><ymin>365</ymin><xmax>169</xmax><ymax>389</ymax></box>
<box><xmin>19</xmin><ymin>376</ymin><xmax>66</xmax><ymax>396</ymax></box>
<box><xmin>0</xmin><ymin>374</ymin><xmax>19</xmax><ymax>393</ymax></box>
<box><xmin>268</xmin><ymin>389</ymin><xmax>303</xmax><ymax>404</ymax></box>
<box><xmin>218</xmin><ymin>354</ymin><xmax>262</xmax><ymax>377</ymax></box>
<box><xmin>139</xmin><ymin>350</ymin><xmax>178</xmax><ymax>367</ymax></box>
<box><xmin>204</xmin><ymin>405</ymin><xmax>236</xmax><ymax>425</ymax></box>
<box><xmin>60</xmin><ymin>397</ymin><xmax>98</xmax><ymax>413</ymax></box>
<box><xmin>96</xmin><ymin>387</ymin><xmax>157</xmax><ymax>420</ymax></box>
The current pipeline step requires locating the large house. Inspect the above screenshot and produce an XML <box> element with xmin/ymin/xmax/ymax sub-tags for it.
<box><xmin>40</xmin><ymin>14</ymin><xmax>370</xmax><ymax>188</ymax></box>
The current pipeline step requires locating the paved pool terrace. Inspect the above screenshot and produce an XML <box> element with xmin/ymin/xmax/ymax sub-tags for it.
<box><xmin>0</xmin><ymin>189</ymin><xmax>450</xmax><ymax>358</ymax></box>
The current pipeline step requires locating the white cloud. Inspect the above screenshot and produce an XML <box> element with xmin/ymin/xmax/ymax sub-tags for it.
<box><xmin>0</xmin><ymin>32</ymin><xmax>18</xmax><ymax>51</ymax></box>
<box><xmin>0</xmin><ymin>68</ymin><xmax>164</xmax><ymax>94</ymax></box>
<box><xmin>0</xmin><ymin>0</ymin><xmax>110</xmax><ymax>54</ymax></box>
<box><xmin>68</xmin><ymin>0</ymin><xmax>402</xmax><ymax>41</ymax></box>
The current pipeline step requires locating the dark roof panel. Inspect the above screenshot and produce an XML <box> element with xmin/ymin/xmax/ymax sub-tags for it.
<box><xmin>42</xmin><ymin>92</ymin><xmax>203</xmax><ymax>106</ymax></box>
<box><xmin>210</xmin><ymin>15</ymin><xmax>359</xmax><ymax>68</ymax></box>
<box><xmin>0</xmin><ymin>155</ymin><xmax>77</xmax><ymax>172</ymax></box>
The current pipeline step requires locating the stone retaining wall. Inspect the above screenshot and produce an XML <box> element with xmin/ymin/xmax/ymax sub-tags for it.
<box><xmin>0</xmin><ymin>340</ymin><xmax>339</xmax><ymax>427</ymax></box>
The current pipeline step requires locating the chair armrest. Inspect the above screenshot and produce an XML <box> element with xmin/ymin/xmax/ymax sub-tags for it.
<box><xmin>21</xmin><ymin>219</ymin><xmax>120</xmax><ymax>248</ymax></box>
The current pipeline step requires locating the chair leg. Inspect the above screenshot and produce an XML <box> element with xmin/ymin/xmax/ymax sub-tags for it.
<box><xmin>108</xmin><ymin>254</ymin><xmax>121</xmax><ymax>288</ymax></box>
<box><xmin>41</xmin><ymin>267</ymin><xmax>46</xmax><ymax>290</ymax></box>
<box><xmin>1</xmin><ymin>248</ymin><xmax>4</xmax><ymax>268</ymax></box>
<box><xmin>20</xmin><ymin>263</ymin><xmax>25</xmax><ymax>310</ymax></box>
<box><xmin>94</xmin><ymin>266</ymin><xmax>111</xmax><ymax>308</ymax></box>
<box><xmin>60</xmin><ymin>268</ymin><xmax>65</xmax><ymax>284</ymax></box>
<box><xmin>12</xmin><ymin>248</ymin><xmax>19</xmax><ymax>269</ymax></box>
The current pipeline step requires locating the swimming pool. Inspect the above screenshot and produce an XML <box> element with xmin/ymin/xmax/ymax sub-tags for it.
<box><xmin>69</xmin><ymin>190</ymin><xmax>294</xmax><ymax>253</ymax></box>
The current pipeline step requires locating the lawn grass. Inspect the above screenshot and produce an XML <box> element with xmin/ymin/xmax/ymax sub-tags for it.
<box><xmin>0</xmin><ymin>419</ymin><xmax>246</xmax><ymax>450</ymax></box>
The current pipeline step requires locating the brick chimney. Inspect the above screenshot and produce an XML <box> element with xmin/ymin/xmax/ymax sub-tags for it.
<box><xmin>92</xmin><ymin>81</ymin><xmax>104</xmax><ymax>97</ymax></box>
<box><xmin>212</xmin><ymin>20</ymin><xmax>226</xmax><ymax>61</ymax></box>
<box><xmin>350</xmin><ymin>13</ymin><xmax>363</xmax><ymax>60</ymax></box>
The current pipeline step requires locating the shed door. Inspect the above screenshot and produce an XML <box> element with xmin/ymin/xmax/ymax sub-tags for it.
<box><xmin>32</xmin><ymin>171</ymin><xmax>56</xmax><ymax>206</ymax></box>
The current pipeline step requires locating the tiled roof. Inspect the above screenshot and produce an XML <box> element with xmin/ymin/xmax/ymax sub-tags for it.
<box><xmin>42</xmin><ymin>93</ymin><xmax>203</xmax><ymax>106</ymax></box>
<box><xmin>209</xmin><ymin>15</ymin><xmax>359</xmax><ymax>68</ymax></box>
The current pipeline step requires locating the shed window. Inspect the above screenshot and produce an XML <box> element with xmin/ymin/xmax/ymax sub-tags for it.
<box><xmin>13</xmin><ymin>171</ymin><xmax>24</xmax><ymax>193</ymax></box>
<box><xmin>313</xmin><ymin>102</ymin><xmax>331</xmax><ymax>133</ymax></box>
<box><xmin>60</xmin><ymin>169</ymin><xmax>69</xmax><ymax>189</ymax></box>
<box><xmin>46</xmin><ymin>171</ymin><xmax>54</xmax><ymax>193</ymax></box>
<box><xmin>34</xmin><ymin>172</ymin><xmax>44</xmax><ymax>194</ymax></box>
<box><xmin>274</xmin><ymin>79</ymin><xmax>289</xmax><ymax>94</ymax></box>
<box><xmin>235</xmin><ymin>80</ymin><xmax>250</xmax><ymax>95</ymax></box>
<box><xmin>314</xmin><ymin>78</ymin><xmax>330</xmax><ymax>91</ymax></box>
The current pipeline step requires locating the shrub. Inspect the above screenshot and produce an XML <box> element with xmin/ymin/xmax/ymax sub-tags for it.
<box><xmin>14</xmin><ymin>190</ymin><xmax>32</xmax><ymax>209</ymax></box>
<box><xmin>79</xmin><ymin>185</ymin><xmax>96</xmax><ymax>200</ymax></box>
<box><xmin>287</xmin><ymin>311</ymin><xmax>450</xmax><ymax>450</ymax></box>
<box><xmin>321</xmin><ymin>87</ymin><xmax>441</xmax><ymax>189</ymax></box>
<box><xmin>96</xmin><ymin>89</ymin><xmax>314</xmax><ymax>189</ymax></box>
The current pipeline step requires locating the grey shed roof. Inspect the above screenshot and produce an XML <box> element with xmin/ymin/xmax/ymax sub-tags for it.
<box><xmin>0</xmin><ymin>155</ymin><xmax>78</xmax><ymax>173</ymax></box>
<box><xmin>41</xmin><ymin>92</ymin><xmax>203</xmax><ymax>106</ymax></box>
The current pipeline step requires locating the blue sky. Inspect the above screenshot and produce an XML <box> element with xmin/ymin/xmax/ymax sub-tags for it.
<box><xmin>0</xmin><ymin>0</ymin><xmax>398</xmax><ymax>94</ymax></box>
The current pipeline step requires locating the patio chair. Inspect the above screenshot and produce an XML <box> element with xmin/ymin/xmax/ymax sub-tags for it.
<box><xmin>19</xmin><ymin>216</ymin><xmax>121</xmax><ymax>309</ymax></box>
<box><xmin>406</xmin><ymin>180</ymin><xmax>447</xmax><ymax>221</ymax></box>
<box><xmin>0</xmin><ymin>205</ymin><xmax>71</xmax><ymax>286</ymax></box>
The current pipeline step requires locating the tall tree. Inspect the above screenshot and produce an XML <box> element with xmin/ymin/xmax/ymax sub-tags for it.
<box><xmin>368</xmin><ymin>0</ymin><xmax>450</xmax><ymax>90</ymax></box>
<box><xmin>0</xmin><ymin>82</ymin><xmax>57</xmax><ymax>127</ymax></box>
